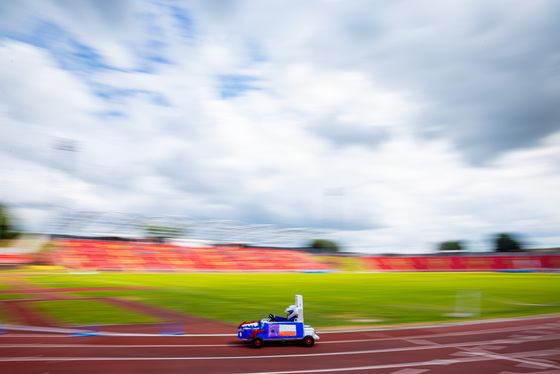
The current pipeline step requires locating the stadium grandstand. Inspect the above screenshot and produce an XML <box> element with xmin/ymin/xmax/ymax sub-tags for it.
<box><xmin>319</xmin><ymin>253</ymin><xmax>560</xmax><ymax>272</ymax></box>
<box><xmin>39</xmin><ymin>234</ymin><xmax>559</xmax><ymax>273</ymax></box>
<box><xmin>2</xmin><ymin>213</ymin><xmax>559</xmax><ymax>272</ymax></box>
<box><xmin>3</xmin><ymin>238</ymin><xmax>559</xmax><ymax>273</ymax></box>
<box><xmin>49</xmin><ymin>239</ymin><xmax>334</xmax><ymax>272</ymax></box>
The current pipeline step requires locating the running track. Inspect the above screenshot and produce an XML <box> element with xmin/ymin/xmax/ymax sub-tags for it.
<box><xmin>1</xmin><ymin>315</ymin><xmax>559</xmax><ymax>374</ymax></box>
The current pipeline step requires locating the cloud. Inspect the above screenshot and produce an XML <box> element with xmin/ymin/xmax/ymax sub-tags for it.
<box><xmin>0</xmin><ymin>40</ymin><xmax>101</xmax><ymax>124</ymax></box>
<box><xmin>218</xmin><ymin>74</ymin><xmax>262</xmax><ymax>99</ymax></box>
<box><xmin>1</xmin><ymin>0</ymin><xmax>559</xmax><ymax>252</ymax></box>
<box><xmin>187</xmin><ymin>0</ymin><xmax>560</xmax><ymax>164</ymax></box>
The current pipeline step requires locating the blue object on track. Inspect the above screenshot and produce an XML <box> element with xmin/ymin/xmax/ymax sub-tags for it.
<box><xmin>160</xmin><ymin>322</ymin><xmax>185</xmax><ymax>335</ymax></box>
<box><xmin>72</xmin><ymin>325</ymin><xmax>100</xmax><ymax>337</ymax></box>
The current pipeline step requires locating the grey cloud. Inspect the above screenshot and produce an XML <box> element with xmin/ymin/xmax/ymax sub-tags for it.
<box><xmin>154</xmin><ymin>149</ymin><xmax>242</xmax><ymax>197</ymax></box>
<box><xmin>0</xmin><ymin>126</ymin><xmax>49</xmax><ymax>168</ymax></box>
<box><xmin>366</xmin><ymin>2</ymin><xmax>560</xmax><ymax>164</ymax></box>
<box><xmin>51</xmin><ymin>0</ymin><xmax>135</xmax><ymax>26</ymax></box>
<box><xmin>453</xmin><ymin>96</ymin><xmax>560</xmax><ymax>165</ymax></box>
<box><xmin>234</xmin><ymin>198</ymin><xmax>318</xmax><ymax>229</ymax></box>
<box><xmin>235</xmin><ymin>189</ymin><xmax>383</xmax><ymax>232</ymax></box>
<box><xmin>78</xmin><ymin>162</ymin><xmax>138</xmax><ymax>192</ymax></box>
<box><xmin>0</xmin><ymin>0</ymin><xmax>136</xmax><ymax>39</ymax></box>
<box><xmin>312</xmin><ymin>120</ymin><xmax>391</xmax><ymax>149</ymax></box>
<box><xmin>48</xmin><ymin>0</ymin><xmax>137</xmax><ymax>36</ymax></box>
<box><xmin>240</xmin><ymin>0</ymin><xmax>560</xmax><ymax>165</ymax></box>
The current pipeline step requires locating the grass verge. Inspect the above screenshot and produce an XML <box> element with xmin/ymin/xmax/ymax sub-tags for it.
<box><xmin>0</xmin><ymin>293</ymin><xmax>28</xmax><ymax>301</ymax></box>
<box><xmin>21</xmin><ymin>272</ymin><xmax>560</xmax><ymax>328</ymax></box>
<box><xmin>32</xmin><ymin>299</ymin><xmax>161</xmax><ymax>325</ymax></box>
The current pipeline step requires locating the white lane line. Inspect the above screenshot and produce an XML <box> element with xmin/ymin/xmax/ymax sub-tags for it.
<box><xmin>0</xmin><ymin>355</ymin><xmax>495</xmax><ymax>366</ymax></box>
<box><xmin>2</xmin><ymin>315</ymin><xmax>558</xmax><ymax>338</ymax></box>
<box><xmin>475</xmin><ymin>345</ymin><xmax>506</xmax><ymax>351</ymax></box>
<box><xmin>233</xmin><ymin>357</ymin><xmax>492</xmax><ymax>374</ymax></box>
<box><xmin>404</xmin><ymin>339</ymin><xmax>434</xmax><ymax>345</ymax></box>
<box><xmin>3</xmin><ymin>314</ymin><xmax>559</xmax><ymax>338</ymax></box>
<box><xmin>3</xmin><ymin>321</ymin><xmax>556</xmax><ymax>341</ymax></box>
<box><xmin>318</xmin><ymin>314</ymin><xmax>560</xmax><ymax>334</ymax></box>
<box><xmin>319</xmin><ymin>322</ymin><xmax>560</xmax><ymax>345</ymax></box>
<box><xmin>1</xmin><ymin>332</ymin><xmax>559</xmax><ymax>350</ymax></box>
<box><xmin>389</xmin><ymin>369</ymin><xmax>429</xmax><ymax>374</ymax></box>
<box><xmin>516</xmin><ymin>362</ymin><xmax>556</xmax><ymax>370</ymax></box>
<box><xmin>0</xmin><ymin>333</ymin><xmax>237</xmax><ymax>338</ymax></box>
<box><xmin>523</xmin><ymin>330</ymin><xmax>557</xmax><ymax>335</ymax></box>
<box><xmin>6</xmin><ymin>350</ymin><xmax>552</xmax><ymax>373</ymax></box>
<box><xmin>230</xmin><ymin>349</ymin><xmax>560</xmax><ymax>374</ymax></box>
<box><xmin>0</xmin><ymin>343</ymin><xmax>238</xmax><ymax>348</ymax></box>
<box><xmin>464</xmin><ymin>349</ymin><xmax>560</xmax><ymax>370</ymax></box>
<box><xmin>0</xmin><ymin>335</ymin><xmax>559</xmax><ymax>361</ymax></box>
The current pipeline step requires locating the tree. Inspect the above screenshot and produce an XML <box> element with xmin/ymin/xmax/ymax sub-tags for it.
<box><xmin>0</xmin><ymin>203</ymin><xmax>19</xmax><ymax>241</ymax></box>
<box><xmin>309</xmin><ymin>239</ymin><xmax>340</xmax><ymax>253</ymax></box>
<box><xmin>438</xmin><ymin>241</ymin><xmax>464</xmax><ymax>252</ymax></box>
<box><xmin>494</xmin><ymin>233</ymin><xmax>523</xmax><ymax>252</ymax></box>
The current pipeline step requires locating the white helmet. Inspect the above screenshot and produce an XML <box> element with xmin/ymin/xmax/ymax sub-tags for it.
<box><xmin>285</xmin><ymin>305</ymin><xmax>297</xmax><ymax>314</ymax></box>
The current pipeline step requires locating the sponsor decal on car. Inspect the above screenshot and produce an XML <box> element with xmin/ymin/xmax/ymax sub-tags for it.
<box><xmin>267</xmin><ymin>324</ymin><xmax>297</xmax><ymax>337</ymax></box>
<box><xmin>279</xmin><ymin>324</ymin><xmax>297</xmax><ymax>337</ymax></box>
<box><xmin>269</xmin><ymin>324</ymin><xmax>280</xmax><ymax>338</ymax></box>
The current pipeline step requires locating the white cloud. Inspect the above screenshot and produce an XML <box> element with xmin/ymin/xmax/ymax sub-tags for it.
<box><xmin>1</xmin><ymin>0</ymin><xmax>559</xmax><ymax>253</ymax></box>
<box><xmin>0</xmin><ymin>40</ymin><xmax>101</xmax><ymax>126</ymax></box>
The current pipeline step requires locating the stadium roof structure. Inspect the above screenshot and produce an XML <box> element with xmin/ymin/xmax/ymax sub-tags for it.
<box><xmin>49</xmin><ymin>210</ymin><xmax>327</xmax><ymax>248</ymax></box>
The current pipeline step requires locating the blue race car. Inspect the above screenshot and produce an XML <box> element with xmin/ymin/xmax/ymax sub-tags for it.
<box><xmin>238</xmin><ymin>295</ymin><xmax>320</xmax><ymax>348</ymax></box>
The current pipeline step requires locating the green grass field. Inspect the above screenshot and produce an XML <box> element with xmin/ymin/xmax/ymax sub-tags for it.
<box><xmin>33</xmin><ymin>300</ymin><xmax>161</xmax><ymax>325</ymax></box>
<box><xmin>0</xmin><ymin>293</ymin><xmax>28</xmax><ymax>301</ymax></box>
<box><xmin>6</xmin><ymin>272</ymin><xmax>556</xmax><ymax>328</ymax></box>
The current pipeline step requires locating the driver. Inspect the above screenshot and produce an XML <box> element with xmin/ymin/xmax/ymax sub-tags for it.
<box><xmin>269</xmin><ymin>305</ymin><xmax>298</xmax><ymax>322</ymax></box>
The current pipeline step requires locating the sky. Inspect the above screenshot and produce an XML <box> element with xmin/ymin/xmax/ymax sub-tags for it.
<box><xmin>1</xmin><ymin>0</ymin><xmax>559</xmax><ymax>253</ymax></box>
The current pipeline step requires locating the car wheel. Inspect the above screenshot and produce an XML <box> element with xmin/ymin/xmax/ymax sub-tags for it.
<box><xmin>252</xmin><ymin>337</ymin><xmax>264</xmax><ymax>348</ymax></box>
<box><xmin>303</xmin><ymin>336</ymin><xmax>314</xmax><ymax>347</ymax></box>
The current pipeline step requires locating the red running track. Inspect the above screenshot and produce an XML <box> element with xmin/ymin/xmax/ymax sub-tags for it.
<box><xmin>1</xmin><ymin>315</ymin><xmax>559</xmax><ymax>374</ymax></box>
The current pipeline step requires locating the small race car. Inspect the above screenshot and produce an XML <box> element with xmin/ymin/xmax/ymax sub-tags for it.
<box><xmin>237</xmin><ymin>295</ymin><xmax>320</xmax><ymax>348</ymax></box>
